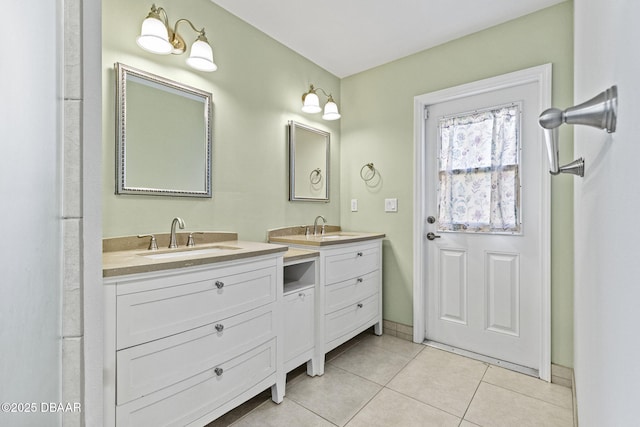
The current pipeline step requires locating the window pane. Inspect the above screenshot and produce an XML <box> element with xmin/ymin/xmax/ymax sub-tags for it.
<box><xmin>437</xmin><ymin>104</ymin><xmax>521</xmax><ymax>233</ymax></box>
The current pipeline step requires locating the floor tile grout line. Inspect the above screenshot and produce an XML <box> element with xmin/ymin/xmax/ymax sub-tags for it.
<box><xmin>365</xmin><ymin>341</ymin><xmax>465</xmax><ymax>419</ymax></box>
<box><xmin>288</xmin><ymin>363</ymin><xmax>384</xmax><ymax>426</ymax></box>
<box><xmin>277</xmin><ymin>396</ymin><xmax>342</xmax><ymax>427</ymax></box>
<box><xmin>328</xmin><ymin>347</ymin><xmax>417</xmax><ymax>388</ymax></box>
<box><xmin>302</xmin><ymin>402</ymin><xmax>342</xmax><ymax>427</ymax></box>
<box><xmin>286</xmin><ymin>364</ymin><xmax>384</xmax><ymax>426</ymax></box>
<box><xmin>382</xmin><ymin>385</ymin><xmax>466</xmax><ymax>421</ymax></box>
<box><xmin>326</xmin><ymin>337</ymin><xmax>425</xmax><ymax>388</ymax></box>
<box><xmin>459</xmin><ymin>364</ymin><xmax>490</xmax><ymax>423</ymax></box>
<box><xmin>479</xmin><ymin>379</ymin><xmax>575</xmax><ymax>412</ymax></box>
<box><xmin>341</xmin><ymin>386</ymin><xmax>386</xmax><ymax>427</ymax></box>
<box><xmin>321</xmin><ymin>363</ymin><xmax>387</xmax><ymax>388</ymax></box>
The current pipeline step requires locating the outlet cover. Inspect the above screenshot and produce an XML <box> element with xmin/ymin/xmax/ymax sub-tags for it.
<box><xmin>385</xmin><ymin>198</ymin><xmax>398</xmax><ymax>212</ymax></box>
<box><xmin>351</xmin><ymin>199</ymin><xmax>358</xmax><ymax>212</ymax></box>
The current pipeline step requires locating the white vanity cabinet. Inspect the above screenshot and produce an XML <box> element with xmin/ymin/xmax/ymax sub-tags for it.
<box><xmin>103</xmin><ymin>254</ymin><xmax>285</xmax><ymax>427</ymax></box>
<box><xmin>284</xmin><ymin>238</ymin><xmax>383</xmax><ymax>374</ymax></box>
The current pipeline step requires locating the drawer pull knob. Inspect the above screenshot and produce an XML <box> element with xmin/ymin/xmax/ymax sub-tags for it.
<box><xmin>357</xmin><ymin>252</ymin><xmax>363</xmax><ymax>257</ymax></box>
<box><xmin>214</xmin><ymin>367</ymin><xmax>224</xmax><ymax>376</ymax></box>
<box><xmin>215</xmin><ymin>280</ymin><xmax>224</xmax><ymax>289</ymax></box>
<box><xmin>215</xmin><ymin>324</ymin><xmax>224</xmax><ymax>332</ymax></box>
<box><xmin>357</xmin><ymin>303</ymin><xmax>363</xmax><ymax>308</ymax></box>
<box><xmin>357</xmin><ymin>278</ymin><xmax>363</xmax><ymax>283</ymax></box>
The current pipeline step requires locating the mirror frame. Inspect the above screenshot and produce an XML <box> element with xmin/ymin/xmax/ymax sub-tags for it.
<box><xmin>115</xmin><ymin>62</ymin><xmax>213</xmax><ymax>197</ymax></box>
<box><xmin>288</xmin><ymin>120</ymin><xmax>330</xmax><ymax>202</ymax></box>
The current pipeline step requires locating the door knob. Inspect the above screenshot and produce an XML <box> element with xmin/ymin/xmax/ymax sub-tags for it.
<box><xmin>426</xmin><ymin>232</ymin><xmax>441</xmax><ymax>240</ymax></box>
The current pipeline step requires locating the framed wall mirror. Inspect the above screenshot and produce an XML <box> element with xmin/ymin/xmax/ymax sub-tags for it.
<box><xmin>288</xmin><ymin>120</ymin><xmax>330</xmax><ymax>202</ymax></box>
<box><xmin>115</xmin><ymin>63</ymin><xmax>212</xmax><ymax>197</ymax></box>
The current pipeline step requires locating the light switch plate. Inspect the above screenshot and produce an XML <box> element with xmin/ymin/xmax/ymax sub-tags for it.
<box><xmin>385</xmin><ymin>198</ymin><xmax>398</xmax><ymax>212</ymax></box>
<box><xmin>351</xmin><ymin>199</ymin><xmax>358</xmax><ymax>212</ymax></box>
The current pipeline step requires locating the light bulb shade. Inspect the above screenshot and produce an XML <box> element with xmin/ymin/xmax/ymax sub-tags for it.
<box><xmin>136</xmin><ymin>16</ymin><xmax>172</xmax><ymax>54</ymax></box>
<box><xmin>322</xmin><ymin>101</ymin><xmax>341</xmax><ymax>120</ymax></box>
<box><xmin>186</xmin><ymin>39</ymin><xmax>217</xmax><ymax>72</ymax></box>
<box><xmin>302</xmin><ymin>92</ymin><xmax>321</xmax><ymax>113</ymax></box>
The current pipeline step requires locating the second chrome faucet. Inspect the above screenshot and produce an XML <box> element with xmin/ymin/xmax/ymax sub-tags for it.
<box><xmin>313</xmin><ymin>215</ymin><xmax>327</xmax><ymax>236</ymax></box>
<box><xmin>169</xmin><ymin>217</ymin><xmax>185</xmax><ymax>248</ymax></box>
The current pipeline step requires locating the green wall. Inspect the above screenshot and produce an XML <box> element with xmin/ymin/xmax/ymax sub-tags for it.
<box><xmin>339</xmin><ymin>2</ymin><xmax>574</xmax><ymax>366</ymax></box>
<box><xmin>102</xmin><ymin>0</ymin><xmax>341</xmax><ymax>241</ymax></box>
<box><xmin>103</xmin><ymin>0</ymin><xmax>574</xmax><ymax>367</ymax></box>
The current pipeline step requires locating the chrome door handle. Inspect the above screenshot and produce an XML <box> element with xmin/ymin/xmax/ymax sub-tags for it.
<box><xmin>426</xmin><ymin>232</ymin><xmax>441</xmax><ymax>241</ymax></box>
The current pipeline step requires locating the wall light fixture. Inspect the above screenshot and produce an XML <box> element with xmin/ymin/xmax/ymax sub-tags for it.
<box><xmin>136</xmin><ymin>4</ymin><xmax>217</xmax><ymax>72</ymax></box>
<box><xmin>301</xmin><ymin>84</ymin><xmax>341</xmax><ymax>120</ymax></box>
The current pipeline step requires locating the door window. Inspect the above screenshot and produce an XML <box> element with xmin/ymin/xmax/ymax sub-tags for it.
<box><xmin>437</xmin><ymin>103</ymin><xmax>521</xmax><ymax>234</ymax></box>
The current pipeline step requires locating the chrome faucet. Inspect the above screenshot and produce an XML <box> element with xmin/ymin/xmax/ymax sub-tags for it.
<box><xmin>169</xmin><ymin>217</ymin><xmax>185</xmax><ymax>248</ymax></box>
<box><xmin>313</xmin><ymin>215</ymin><xmax>327</xmax><ymax>236</ymax></box>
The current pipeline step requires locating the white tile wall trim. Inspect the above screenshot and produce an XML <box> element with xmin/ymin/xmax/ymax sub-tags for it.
<box><xmin>62</xmin><ymin>0</ymin><xmax>84</xmax><ymax>425</ymax></box>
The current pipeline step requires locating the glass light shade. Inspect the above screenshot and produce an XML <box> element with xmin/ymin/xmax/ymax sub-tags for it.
<box><xmin>322</xmin><ymin>101</ymin><xmax>341</xmax><ymax>120</ymax></box>
<box><xmin>302</xmin><ymin>92</ymin><xmax>321</xmax><ymax>113</ymax></box>
<box><xmin>136</xmin><ymin>17</ymin><xmax>172</xmax><ymax>54</ymax></box>
<box><xmin>186</xmin><ymin>39</ymin><xmax>217</xmax><ymax>72</ymax></box>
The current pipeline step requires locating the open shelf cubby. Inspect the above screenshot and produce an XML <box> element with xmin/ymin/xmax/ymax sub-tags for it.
<box><xmin>283</xmin><ymin>260</ymin><xmax>316</xmax><ymax>295</ymax></box>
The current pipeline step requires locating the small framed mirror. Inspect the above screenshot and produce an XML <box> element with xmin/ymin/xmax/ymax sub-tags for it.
<box><xmin>288</xmin><ymin>121</ymin><xmax>330</xmax><ymax>202</ymax></box>
<box><xmin>115</xmin><ymin>63</ymin><xmax>212</xmax><ymax>197</ymax></box>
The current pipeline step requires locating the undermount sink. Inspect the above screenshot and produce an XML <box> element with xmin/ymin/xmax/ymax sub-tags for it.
<box><xmin>267</xmin><ymin>226</ymin><xmax>385</xmax><ymax>247</ymax></box>
<box><xmin>140</xmin><ymin>245</ymin><xmax>241</xmax><ymax>260</ymax></box>
<box><xmin>320</xmin><ymin>233</ymin><xmax>359</xmax><ymax>239</ymax></box>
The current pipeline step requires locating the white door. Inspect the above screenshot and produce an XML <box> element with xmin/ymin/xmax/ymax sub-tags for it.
<box><xmin>423</xmin><ymin>77</ymin><xmax>547</xmax><ymax>373</ymax></box>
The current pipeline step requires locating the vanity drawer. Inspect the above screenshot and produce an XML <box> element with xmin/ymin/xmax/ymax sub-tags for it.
<box><xmin>325</xmin><ymin>293</ymin><xmax>379</xmax><ymax>345</ymax></box>
<box><xmin>116</xmin><ymin>338</ymin><xmax>277</xmax><ymax>427</ymax></box>
<box><xmin>116</xmin><ymin>265</ymin><xmax>277</xmax><ymax>349</ymax></box>
<box><xmin>325</xmin><ymin>270</ymin><xmax>379</xmax><ymax>314</ymax></box>
<box><xmin>116</xmin><ymin>304</ymin><xmax>275</xmax><ymax>405</ymax></box>
<box><xmin>324</xmin><ymin>243</ymin><xmax>380</xmax><ymax>285</ymax></box>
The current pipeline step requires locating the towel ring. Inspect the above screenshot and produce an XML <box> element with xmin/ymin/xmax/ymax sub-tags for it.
<box><xmin>310</xmin><ymin>168</ymin><xmax>322</xmax><ymax>184</ymax></box>
<box><xmin>360</xmin><ymin>163</ymin><xmax>376</xmax><ymax>182</ymax></box>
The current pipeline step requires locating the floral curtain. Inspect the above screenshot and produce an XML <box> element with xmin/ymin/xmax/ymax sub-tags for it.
<box><xmin>437</xmin><ymin>104</ymin><xmax>521</xmax><ymax>233</ymax></box>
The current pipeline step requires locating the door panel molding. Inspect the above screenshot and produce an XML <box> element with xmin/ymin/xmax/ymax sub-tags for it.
<box><xmin>412</xmin><ymin>64</ymin><xmax>552</xmax><ymax>381</ymax></box>
<box><xmin>485</xmin><ymin>251</ymin><xmax>520</xmax><ymax>337</ymax></box>
<box><xmin>438</xmin><ymin>249</ymin><xmax>468</xmax><ymax>325</ymax></box>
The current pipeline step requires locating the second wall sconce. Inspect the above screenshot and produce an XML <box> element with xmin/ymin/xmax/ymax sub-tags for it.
<box><xmin>137</xmin><ymin>4</ymin><xmax>217</xmax><ymax>72</ymax></box>
<box><xmin>538</xmin><ymin>85</ymin><xmax>618</xmax><ymax>177</ymax></box>
<box><xmin>301</xmin><ymin>84</ymin><xmax>341</xmax><ymax>120</ymax></box>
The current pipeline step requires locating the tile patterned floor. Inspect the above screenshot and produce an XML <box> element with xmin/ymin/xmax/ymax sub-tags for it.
<box><xmin>207</xmin><ymin>332</ymin><xmax>574</xmax><ymax>427</ymax></box>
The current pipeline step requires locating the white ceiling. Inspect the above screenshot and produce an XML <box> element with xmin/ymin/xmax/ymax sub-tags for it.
<box><xmin>209</xmin><ymin>0</ymin><xmax>566</xmax><ymax>78</ymax></box>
